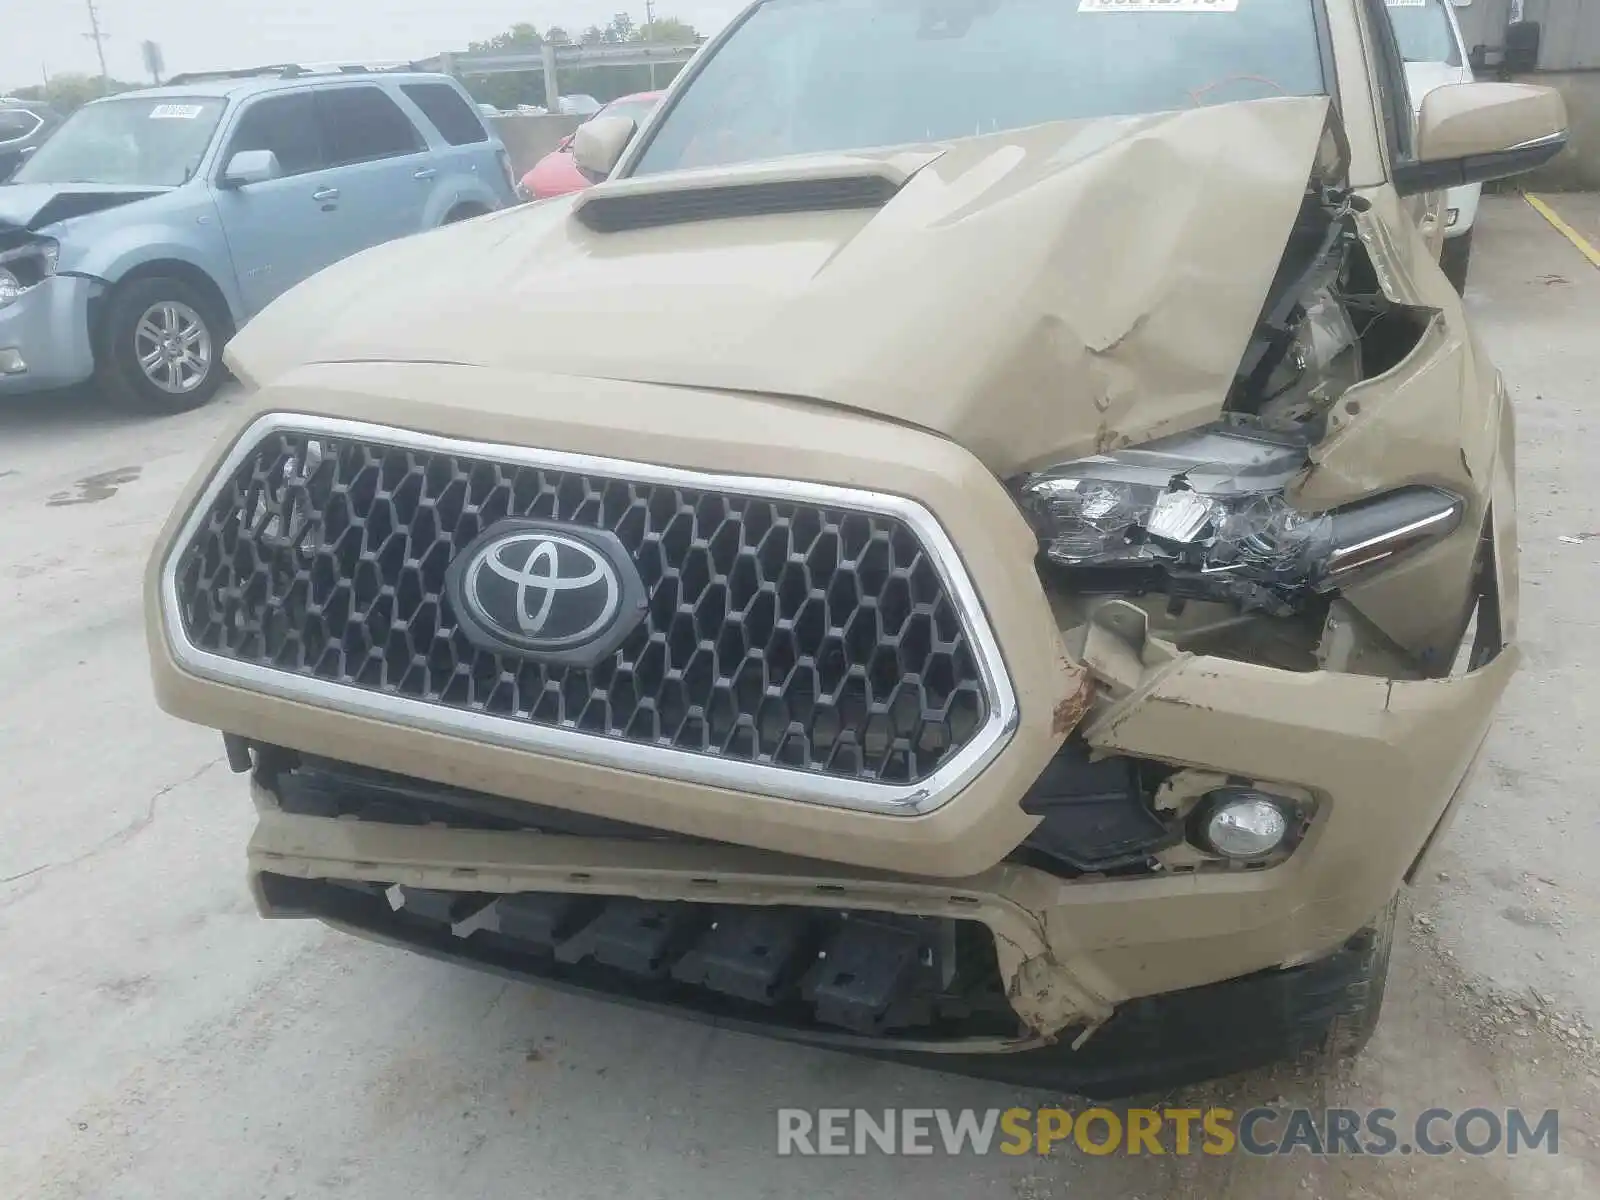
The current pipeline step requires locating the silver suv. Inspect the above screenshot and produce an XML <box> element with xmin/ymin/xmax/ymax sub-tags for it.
<box><xmin>0</xmin><ymin>65</ymin><xmax>517</xmax><ymax>412</ymax></box>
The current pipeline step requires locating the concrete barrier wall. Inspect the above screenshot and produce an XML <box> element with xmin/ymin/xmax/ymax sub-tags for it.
<box><xmin>489</xmin><ymin>114</ymin><xmax>584</xmax><ymax>177</ymax></box>
<box><xmin>1511</xmin><ymin>71</ymin><xmax>1600</xmax><ymax>190</ymax></box>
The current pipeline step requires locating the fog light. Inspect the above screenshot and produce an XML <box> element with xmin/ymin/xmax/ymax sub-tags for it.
<box><xmin>1194</xmin><ymin>789</ymin><xmax>1292</xmax><ymax>860</ymax></box>
<box><xmin>1447</xmin><ymin>207</ymin><xmax>1461</xmax><ymax>228</ymax></box>
<box><xmin>0</xmin><ymin>347</ymin><xmax>25</xmax><ymax>375</ymax></box>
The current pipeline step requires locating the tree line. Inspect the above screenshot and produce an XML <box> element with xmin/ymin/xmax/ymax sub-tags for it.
<box><xmin>3</xmin><ymin>12</ymin><xmax>702</xmax><ymax>116</ymax></box>
<box><xmin>462</xmin><ymin>13</ymin><xmax>701</xmax><ymax>110</ymax></box>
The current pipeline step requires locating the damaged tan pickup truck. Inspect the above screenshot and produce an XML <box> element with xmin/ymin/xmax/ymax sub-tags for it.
<box><xmin>146</xmin><ymin>0</ymin><xmax>1567</xmax><ymax>1096</ymax></box>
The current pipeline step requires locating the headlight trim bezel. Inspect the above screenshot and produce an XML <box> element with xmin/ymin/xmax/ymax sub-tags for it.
<box><xmin>1014</xmin><ymin>420</ymin><xmax>1465</xmax><ymax>615</ymax></box>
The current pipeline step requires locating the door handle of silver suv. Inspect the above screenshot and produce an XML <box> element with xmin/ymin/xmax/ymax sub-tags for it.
<box><xmin>413</xmin><ymin>168</ymin><xmax>437</xmax><ymax>181</ymax></box>
<box><xmin>312</xmin><ymin>187</ymin><xmax>339</xmax><ymax>201</ymax></box>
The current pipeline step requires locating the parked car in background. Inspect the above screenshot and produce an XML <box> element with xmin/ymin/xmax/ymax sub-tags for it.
<box><xmin>0</xmin><ymin>65</ymin><xmax>517</xmax><ymax>411</ymax></box>
<box><xmin>1390</xmin><ymin>0</ymin><xmax>1480</xmax><ymax>290</ymax></box>
<box><xmin>520</xmin><ymin>91</ymin><xmax>664</xmax><ymax>199</ymax></box>
<box><xmin>0</xmin><ymin>98</ymin><xmax>62</xmax><ymax>181</ymax></box>
<box><xmin>558</xmin><ymin>94</ymin><xmax>603</xmax><ymax>117</ymax></box>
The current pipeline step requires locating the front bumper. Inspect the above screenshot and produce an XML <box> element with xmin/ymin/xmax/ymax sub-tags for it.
<box><xmin>242</xmin><ymin>643</ymin><xmax>1514</xmax><ymax>1033</ymax></box>
<box><xmin>0</xmin><ymin>273</ymin><xmax>98</xmax><ymax>394</ymax></box>
<box><xmin>149</xmin><ymin>362</ymin><xmax>1516</xmax><ymax>1037</ymax></box>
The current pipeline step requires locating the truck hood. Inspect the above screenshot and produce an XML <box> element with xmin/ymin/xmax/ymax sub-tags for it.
<box><xmin>0</xmin><ymin>182</ymin><xmax>166</xmax><ymax>233</ymax></box>
<box><xmin>229</xmin><ymin>95</ymin><xmax>1334</xmax><ymax>475</ymax></box>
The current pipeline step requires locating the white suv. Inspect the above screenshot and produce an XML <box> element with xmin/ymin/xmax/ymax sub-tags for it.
<box><xmin>1389</xmin><ymin>0</ymin><xmax>1481</xmax><ymax>290</ymax></box>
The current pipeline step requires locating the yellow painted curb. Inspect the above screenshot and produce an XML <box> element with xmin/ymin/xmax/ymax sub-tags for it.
<box><xmin>1524</xmin><ymin>192</ymin><xmax>1600</xmax><ymax>270</ymax></box>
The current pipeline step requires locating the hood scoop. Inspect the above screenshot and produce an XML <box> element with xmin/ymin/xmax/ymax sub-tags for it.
<box><xmin>571</xmin><ymin>151</ymin><xmax>937</xmax><ymax>233</ymax></box>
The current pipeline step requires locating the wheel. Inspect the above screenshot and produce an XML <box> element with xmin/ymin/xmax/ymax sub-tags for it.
<box><xmin>443</xmin><ymin>204</ymin><xmax>488</xmax><ymax>225</ymax></box>
<box><xmin>96</xmin><ymin>276</ymin><xmax>228</xmax><ymax>413</ymax></box>
<box><xmin>1440</xmin><ymin>228</ymin><xmax>1474</xmax><ymax>295</ymax></box>
<box><xmin>1314</xmin><ymin>893</ymin><xmax>1398</xmax><ymax>1062</ymax></box>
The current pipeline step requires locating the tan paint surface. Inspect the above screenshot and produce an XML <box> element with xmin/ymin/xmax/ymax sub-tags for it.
<box><xmin>1416</xmin><ymin>82</ymin><xmax>1569</xmax><ymax>164</ymax></box>
<box><xmin>145</xmin><ymin>3</ymin><xmax>1557</xmax><ymax>1025</ymax></box>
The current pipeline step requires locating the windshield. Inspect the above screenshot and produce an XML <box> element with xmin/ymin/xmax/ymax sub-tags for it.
<box><xmin>632</xmin><ymin>0</ymin><xmax>1326</xmax><ymax>176</ymax></box>
<box><xmin>12</xmin><ymin>95</ymin><xmax>225</xmax><ymax>186</ymax></box>
<box><xmin>1386</xmin><ymin>0</ymin><xmax>1462</xmax><ymax>65</ymax></box>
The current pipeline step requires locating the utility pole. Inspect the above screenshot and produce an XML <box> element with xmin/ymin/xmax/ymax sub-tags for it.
<box><xmin>644</xmin><ymin>0</ymin><xmax>658</xmax><ymax>88</ymax></box>
<box><xmin>83</xmin><ymin>0</ymin><xmax>111</xmax><ymax>94</ymax></box>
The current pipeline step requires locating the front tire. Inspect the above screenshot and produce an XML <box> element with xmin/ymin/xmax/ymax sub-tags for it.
<box><xmin>1313</xmin><ymin>893</ymin><xmax>1398</xmax><ymax>1062</ymax></box>
<box><xmin>96</xmin><ymin>276</ymin><xmax>227</xmax><ymax>413</ymax></box>
<box><xmin>1440</xmin><ymin>228</ymin><xmax>1474</xmax><ymax>295</ymax></box>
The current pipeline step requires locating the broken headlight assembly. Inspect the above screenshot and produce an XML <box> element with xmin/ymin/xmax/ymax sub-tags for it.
<box><xmin>1016</xmin><ymin>422</ymin><xmax>1463</xmax><ymax>616</ymax></box>
<box><xmin>0</xmin><ymin>236</ymin><xmax>59</xmax><ymax>308</ymax></box>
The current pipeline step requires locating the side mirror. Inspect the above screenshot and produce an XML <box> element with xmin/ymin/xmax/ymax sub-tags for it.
<box><xmin>571</xmin><ymin>116</ymin><xmax>636</xmax><ymax>181</ymax></box>
<box><xmin>1503</xmin><ymin>20</ymin><xmax>1542</xmax><ymax>75</ymax></box>
<box><xmin>220</xmin><ymin>148</ymin><xmax>280</xmax><ymax>187</ymax></box>
<box><xmin>1393</xmin><ymin>82</ymin><xmax>1568</xmax><ymax>197</ymax></box>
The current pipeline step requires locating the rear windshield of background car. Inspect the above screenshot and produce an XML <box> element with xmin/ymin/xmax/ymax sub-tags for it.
<box><xmin>632</xmin><ymin>0</ymin><xmax>1327</xmax><ymax>176</ymax></box>
<box><xmin>400</xmin><ymin>82</ymin><xmax>490</xmax><ymax>145</ymax></box>
<box><xmin>1386</xmin><ymin>0</ymin><xmax>1461</xmax><ymax>66</ymax></box>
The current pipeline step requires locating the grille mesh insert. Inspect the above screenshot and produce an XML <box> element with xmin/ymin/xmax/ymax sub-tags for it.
<box><xmin>174</xmin><ymin>429</ymin><xmax>991</xmax><ymax>785</ymax></box>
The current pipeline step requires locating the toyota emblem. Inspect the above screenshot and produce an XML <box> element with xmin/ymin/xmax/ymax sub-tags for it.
<box><xmin>445</xmin><ymin>520</ymin><xmax>647</xmax><ymax>666</ymax></box>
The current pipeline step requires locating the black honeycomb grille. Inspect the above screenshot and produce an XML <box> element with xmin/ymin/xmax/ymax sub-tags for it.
<box><xmin>173</xmin><ymin>429</ymin><xmax>992</xmax><ymax>785</ymax></box>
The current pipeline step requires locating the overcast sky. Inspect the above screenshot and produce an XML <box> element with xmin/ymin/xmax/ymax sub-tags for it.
<box><xmin>4</xmin><ymin>2</ymin><xmax>748</xmax><ymax>92</ymax></box>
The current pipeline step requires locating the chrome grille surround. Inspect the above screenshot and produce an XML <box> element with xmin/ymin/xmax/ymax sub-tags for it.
<box><xmin>159</xmin><ymin>413</ymin><xmax>1019</xmax><ymax>815</ymax></box>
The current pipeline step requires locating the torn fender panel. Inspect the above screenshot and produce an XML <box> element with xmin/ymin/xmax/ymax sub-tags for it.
<box><xmin>225</xmin><ymin>97</ymin><xmax>1335</xmax><ymax>477</ymax></box>
<box><xmin>1292</xmin><ymin>208</ymin><xmax>1511</xmax><ymax>663</ymax></box>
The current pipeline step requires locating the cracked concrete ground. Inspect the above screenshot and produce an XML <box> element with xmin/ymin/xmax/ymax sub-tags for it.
<box><xmin>0</xmin><ymin>195</ymin><xmax>1597</xmax><ymax>1199</ymax></box>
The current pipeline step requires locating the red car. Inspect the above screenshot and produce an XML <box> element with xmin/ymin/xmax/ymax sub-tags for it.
<box><xmin>520</xmin><ymin>91</ymin><xmax>664</xmax><ymax>199</ymax></box>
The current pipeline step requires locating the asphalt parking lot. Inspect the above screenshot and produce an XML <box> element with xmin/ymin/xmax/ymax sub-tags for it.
<box><xmin>1</xmin><ymin>193</ymin><xmax>1597</xmax><ymax>1200</ymax></box>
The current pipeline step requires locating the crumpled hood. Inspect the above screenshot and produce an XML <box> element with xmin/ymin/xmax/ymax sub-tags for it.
<box><xmin>0</xmin><ymin>182</ymin><xmax>166</xmax><ymax>233</ymax></box>
<box><xmin>230</xmin><ymin>96</ymin><xmax>1333</xmax><ymax>475</ymax></box>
